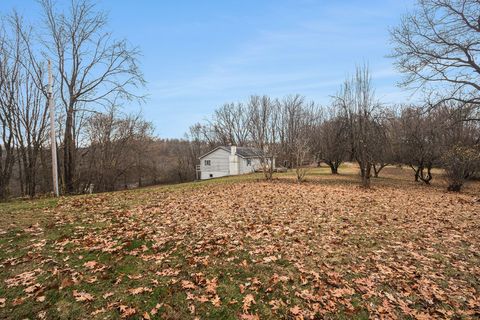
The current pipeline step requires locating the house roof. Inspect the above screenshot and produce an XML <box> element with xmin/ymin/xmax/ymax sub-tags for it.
<box><xmin>198</xmin><ymin>146</ymin><xmax>266</xmax><ymax>159</ymax></box>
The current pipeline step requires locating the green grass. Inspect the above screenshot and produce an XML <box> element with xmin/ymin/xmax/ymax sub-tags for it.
<box><xmin>0</xmin><ymin>197</ymin><xmax>57</xmax><ymax>214</ymax></box>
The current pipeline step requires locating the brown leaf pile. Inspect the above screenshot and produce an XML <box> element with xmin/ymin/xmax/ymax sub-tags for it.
<box><xmin>1</xmin><ymin>170</ymin><xmax>479</xmax><ymax>318</ymax></box>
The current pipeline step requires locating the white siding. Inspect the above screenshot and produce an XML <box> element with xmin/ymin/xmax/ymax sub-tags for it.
<box><xmin>239</xmin><ymin>157</ymin><xmax>261</xmax><ymax>174</ymax></box>
<box><xmin>200</xmin><ymin>148</ymin><xmax>230</xmax><ymax>179</ymax></box>
<box><xmin>199</xmin><ymin>147</ymin><xmax>270</xmax><ymax>180</ymax></box>
<box><xmin>252</xmin><ymin>158</ymin><xmax>263</xmax><ymax>171</ymax></box>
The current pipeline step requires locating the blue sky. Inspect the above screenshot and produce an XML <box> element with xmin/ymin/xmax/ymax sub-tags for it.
<box><xmin>0</xmin><ymin>0</ymin><xmax>417</xmax><ymax>138</ymax></box>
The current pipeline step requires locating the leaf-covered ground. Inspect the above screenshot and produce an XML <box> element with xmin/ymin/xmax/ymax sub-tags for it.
<box><xmin>0</xmin><ymin>167</ymin><xmax>479</xmax><ymax>319</ymax></box>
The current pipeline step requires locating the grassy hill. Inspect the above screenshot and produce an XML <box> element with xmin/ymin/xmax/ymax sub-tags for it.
<box><xmin>0</xmin><ymin>166</ymin><xmax>479</xmax><ymax>319</ymax></box>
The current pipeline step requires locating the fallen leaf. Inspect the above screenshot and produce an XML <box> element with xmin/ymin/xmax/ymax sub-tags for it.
<box><xmin>73</xmin><ymin>290</ymin><xmax>94</xmax><ymax>302</ymax></box>
<box><xmin>119</xmin><ymin>305</ymin><xmax>136</xmax><ymax>318</ymax></box>
<box><xmin>196</xmin><ymin>295</ymin><xmax>209</xmax><ymax>303</ymax></box>
<box><xmin>128</xmin><ymin>287</ymin><xmax>153</xmax><ymax>295</ymax></box>
<box><xmin>59</xmin><ymin>277</ymin><xmax>74</xmax><ymax>290</ymax></box>
<box><xmin>269</xmin><ymin>299</ymin><xmax>284</xmax><ymax>311</ymax></box>
<box><xmin>331</xmin><ymin>287</ymin><xmax>355</xmax><ymax>297</ymax></box>
<box><xmin>83</xmin><ymin>260</ymin><xmax>97</xmax><ymax>269</ymax></box>
<box><xmin>85</xmin><ymin>276</ymin><xmax>98</xmax><ymax>283</ymax></box>
<box><xmin>181</xmin><ymin>280</ymin><xmax>197</xmax><ymax>290</ymax></box>
<box><xmin>211</xmin><ymin>295</ymin><xmax>221</xmax><ymax>307</ymax></box>
<box><xmin>91</xmin><ymin>308</ymin><xmax>106</xmax><ymax>316</ymax></box>
<box><xmin>205</xmin><ymin>277</ymin><xmax>218</xmax><ymax>295</ymax></box>
<box><xmin>24</xmin><ymin>283</ymin><xmax>41</xmax><ymax>294</ymax></box>
<box><xmin>290</xmin><ymin>305</ymin><xmax>302</xmax><ymax>315</ymax></box>
<box><xmin>150</xmin><ymin>303</ymin><xmax>162</xmax><ymax>315</ymax></box>
<box><xmin>12</xmin><ymin>297</ymin><xmax>25</xmax><ymax>306</ymax></box>
<box><xmin>242</xmin><ymin>294</ymin><xmax>255</xmax><ymax>313</ymax></box>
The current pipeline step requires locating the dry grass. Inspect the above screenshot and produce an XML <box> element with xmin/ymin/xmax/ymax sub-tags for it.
<box><xmin>0</xmin><ymin>166</ymin><xmax>479</xmax><ymax>319</ymax></box>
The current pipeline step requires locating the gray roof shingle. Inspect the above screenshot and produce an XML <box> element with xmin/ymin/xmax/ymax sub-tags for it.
<box><xmin>224</xmin><ymin>146</ymin><xmax>265</xmax><ymax>158</ymax></box>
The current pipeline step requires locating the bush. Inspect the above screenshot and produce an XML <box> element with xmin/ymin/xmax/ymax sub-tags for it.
<box><xmin>442</xmin><ymin>146</ymin><xmax>480</xmax><ymax>192</ymax></box>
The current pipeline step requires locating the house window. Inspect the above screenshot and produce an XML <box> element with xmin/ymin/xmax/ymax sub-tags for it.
<box><xmin>247</xmin><ymin>159</ymin><xmax>252</xmax><ymax>166</ymax></box>
<box><xmin>204</xmin><ymin>160</ymin><xmax>211</xmax><ymax>166</ymax></box>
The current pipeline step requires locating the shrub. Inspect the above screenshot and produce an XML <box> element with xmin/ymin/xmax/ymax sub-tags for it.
<box><xmin>442</xmin><ymin>145</ymin><xmax>480</xmax><ymax>192</ymax></box>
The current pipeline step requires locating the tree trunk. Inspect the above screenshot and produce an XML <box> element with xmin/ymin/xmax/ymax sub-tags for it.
<box><xmin>64</xmin><ymin>107</ymin><xmax>76</xmax><ymax>194</ymax></box>
<box><xmin>373</xmin><ymin>163</ymin><xmax>387</xmax><ymax>178</ymax></box>
<box><xmin>0</xmin><ymin>142</ymin><xmax>15</xmax><ymax>201</ymax></box>
<box><xmin>330</xmin><ymin>166</ymin><xmax>338</xmax><ymax>174</ymax></box>
<box><xmin>0</xmin><ymin>180</ymin><xmax>9</xmax><ymax>201</ymax></box>
<box><xmin>361</xmin><ymin>163</ymin><xmax>371</xmax><ymax>188</ymax></box>
<box><xmin>0</xmin><ymin>150</ymin><xmax>14</xmax><ymax>201</ymax></box>
<box><xmin>17</xmin><ymin>148</ymin><xmax>25</xmax><ymax>197</ymax></box>
<box><xmin>327</xmin><ymin>161</ymin><xmax>339</xmax><ymax>174</ymax></box>
<box><xmin>27</xmin><ymin>157</ymin><xmax>37</xmax><ymax>197</ymax></box>
<box><xmin>21</xmin><ymin>147</ymin><xmax>38</xmax><ymax>198</ymax></box>
<box><xmin>411</xmin><ymin>165</ymin><xmax>421</xmax><ymax>182</ymax></box>
<box><xmin>360</xmin><ymin>165</ymin><xmax>365</xmax><ymax>178</ymax></box>
<box><xmin>419</xmin><ymin>165</ymin><xmax>432</xmax><ymax>185</ymax></box>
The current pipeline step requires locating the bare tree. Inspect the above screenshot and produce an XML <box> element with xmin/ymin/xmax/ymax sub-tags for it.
<box><xmin>287</xmin><ymin>99</ymin><xmax>318</xmax><ymax>183</ymax></box>
<box><xmin>0</xmin><ymin>22</ymin><xmax>21</xmax><ymax>200</ymax></box>
<box><xmin>7</xmin><ymin>15</ymin><xmax>50</xmax><ymax>197</ymax></box>
<box><xmin>396</xmin><ymin>106</ymin><xmax>442</xmax><ymax>184</ymax></box>
<box><xmin>335</xmin><ymin>66</ymin><xmax>380</xmax><ymax>187</ymax></box>
<box><xmin>188</xmin><ymin>123</ymin><xmax>220</xmax><ymax>149</ymax></box>
<box><xmin>81</xmin><ymin>106</ymin><xmax>152</xmax><ymax>192</ymax></box>
<box><xmin>293</xmin><ymin>136</ymin><xmax>310</xmax><ymax>183</ymax></box>
<box><xmin>436</xmin><ymin>102</ymin><xmax>480</xmax><ymax>146</ymax></box>
<box><xmin>247</xmin><ymin>95</ymin><xmax>278</xmax><ymax>180</ymax></box>
<box><xmin>186</xmin><ymin>124</ymin><xmax>213</xmax><ymax>179</ymax></box>
<box><xmin>435</xmin><ymin>102</ymin><xmax>480</xmax><ymax>190</ymax></box>
<box><xmin>170</xmin><ymin>140</ymin><xmax>197</xmax><ymax>182</ymax></box>
<box><xmin>13</xmin><ymin>73</ymin><xmax>49</xmax><ymax>197</ymax></box>
<box><xmin>39</xmin><ymin>0</ymin><xmax>145</xmax><ymax>193</ymax></box>
<box><xmin>391</xmin><ymin>0</ymin><xmax>480</xmax><ymax>107</ymax></box>
<box><xmin>210</xmin><ymin>103</ymin><xmax>251</xmax><ymax>146</ymax></box>
<box><xmin>278</xmin><ymin>94</ymin><xmax>308</xmax><ymax>168</ymax></box>
<box><xmin>371</xmin><ymin>109</ymin><xmax>394</xmax><ymax>178</ymax></box>
<box><xmin>315</xmin><ymin>106</ymin><xmax>348</xmax><ymax>174</ymax></box>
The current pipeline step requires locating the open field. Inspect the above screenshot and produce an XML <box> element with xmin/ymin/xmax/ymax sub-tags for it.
<box><xmin>0</xmin><ymin>166</ymin><xmax>479</xmax><ymax>319</ymax></box>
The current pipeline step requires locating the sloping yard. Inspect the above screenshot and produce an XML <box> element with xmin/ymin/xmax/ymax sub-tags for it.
<box><xmin>0</xmin><ymin>167</ymin><xmax>479</xmax><ymax>319</ymax></box>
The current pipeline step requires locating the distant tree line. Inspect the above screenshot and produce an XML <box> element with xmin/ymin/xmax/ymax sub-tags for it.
<box><xmin>189</xmin><ymin>64</ymin><xmax>479</xmax><ymax>190</ymax></box>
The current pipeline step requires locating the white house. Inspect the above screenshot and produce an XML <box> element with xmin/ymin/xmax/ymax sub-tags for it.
<box><xmin>197</xmin><ymin>146</ymin><xmax>274</xmax><ymax>180</ymax></box>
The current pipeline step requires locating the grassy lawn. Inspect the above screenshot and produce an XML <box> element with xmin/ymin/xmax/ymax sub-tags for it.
<box><xmin>0</xmin><ymin>165</ymin><xmax>479</xmax><ymax>319</ymax></box>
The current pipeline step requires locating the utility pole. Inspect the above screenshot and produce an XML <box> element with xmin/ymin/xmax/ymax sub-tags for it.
<box><xmin>48</xmin><ymin>60</ymin><xmax>59</xmax><ymax>197</ymax></box>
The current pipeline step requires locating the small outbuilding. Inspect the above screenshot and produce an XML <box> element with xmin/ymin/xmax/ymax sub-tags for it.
<box><xmin>197</xmin><ymin>146</ymin><xmax>274</xmax><ymax>180</ymax></box>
